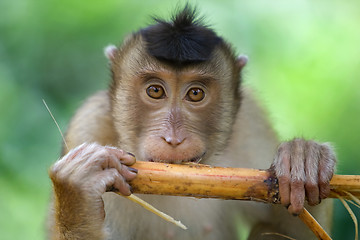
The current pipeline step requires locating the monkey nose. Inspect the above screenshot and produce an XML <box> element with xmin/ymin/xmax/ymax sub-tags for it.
<box><xmin>163</xmin><ymin>136</ymin><xmax>185</xmax><ymax>146</ymax></box>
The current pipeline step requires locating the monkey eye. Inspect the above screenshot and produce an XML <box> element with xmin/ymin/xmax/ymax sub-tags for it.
<box><xmin>146</xmin><ymin>85</ymin><xmax>165</xmax><ymax>99</ymax></box>
<box><xmin>186</xmin><ymin>88</ymin><xmax>205</xmax><ymax>102</ymax></box>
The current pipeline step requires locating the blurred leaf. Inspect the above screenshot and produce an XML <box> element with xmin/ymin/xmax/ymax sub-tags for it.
<box><xmin>0</xmin><ymin>0</ymin><xmax>359</xmax><ymax>239</ymax></box>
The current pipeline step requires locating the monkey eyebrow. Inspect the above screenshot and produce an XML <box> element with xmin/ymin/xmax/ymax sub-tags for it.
<box><xmin>137</xmin><ymin>73</ymin><xmax>167</xmax><ymax>85</ymax></box>
<box><xmin>138</xmin><ymin>72</ymin><xmax>217</xmax><ymax>86</ymax></box>
<box><xmin>177</xmin><ymin>67</ymin><xmax>218</xmax><ymax>82</ymax></box>
<box><xmin>176</xmin><ymin>72</ymin><xmax>217</xmax><ymax>85</ymax></box>
<box><xmin>135</xmin><ymin>64</ymin><xmax>218</xmax><ymax>85</ymax></box>
<box><xmin>134</xmin><ymin>61</ymin><xmax>168</xmax><ymax>75</ymax></box>
<box><xmin>137</xmin><ymin>71</ymin><xmax>161</xmax><ymax>78</ymax></box>
<box><xmin>189</xmin><ymin>76</ymin><xmax>216</xmax><ymax>84</ymax></box>
<box><xmin>135</xmin><ymin>67</ymin><xmax>169</xmax><ymax>80</ymax></box>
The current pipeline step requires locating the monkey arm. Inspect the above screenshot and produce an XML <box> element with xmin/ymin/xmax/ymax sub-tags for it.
<box><xmin>47</xmin><ymin>91</ymin><xmax>129</xmax><ymax>240</ymax></box>
<box><xmin>63</xmin><ymin>90</ymin><xmax>118</xmax><ymax>154</ymax></box>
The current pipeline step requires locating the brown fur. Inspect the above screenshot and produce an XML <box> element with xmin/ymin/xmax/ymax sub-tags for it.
<box><xmin>48</xmin><ymin>32</ymin><xmax>335</xmax><ymax>239</ymax></box>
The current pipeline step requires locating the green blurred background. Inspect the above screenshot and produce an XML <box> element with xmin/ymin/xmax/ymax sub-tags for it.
<box><xmin>0</xmin><ymin>0</ymin><xmax>359</xmax><ymax>239</ymax></box>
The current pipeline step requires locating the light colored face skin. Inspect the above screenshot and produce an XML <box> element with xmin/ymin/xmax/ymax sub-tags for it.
<box><xmin>136</xmin><ymin>68</ymin><xmax>219</xmax><ymax>163</ymax></box>
<box><xmin>109</xmin><ymin>37</ymin><xmax>241</xmax><ymax>164</ymax></box>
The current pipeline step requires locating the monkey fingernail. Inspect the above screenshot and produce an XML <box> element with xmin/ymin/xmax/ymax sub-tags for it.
<box><xmin>127</xmin><ymin>167</ymin><xmax>138</xmax><ymax>174</ymax></box>
<box><xmin>127</xmin><ymin>152</ymin><xmax>136</xmax><ymax>157</ymax></box>
<box><xmin>106</xmin><ymin>186</ymin><xmax>117</xmax><ymax>192</ymax></box>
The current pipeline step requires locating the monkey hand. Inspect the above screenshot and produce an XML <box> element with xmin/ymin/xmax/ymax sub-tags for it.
<box><xmin>49</xmin><ymin>143</ymin><xmax>137</xmax><ymax>234</ymax></box>
<box><xmin>272</xmin><ymin>138</ymin><xmax>336</xmax><ymax>215</ymax></box>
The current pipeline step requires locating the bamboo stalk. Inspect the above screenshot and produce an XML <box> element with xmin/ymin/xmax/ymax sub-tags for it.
<box><xmin>128</xmin><ymin>161</ymin><xmax>347</xmax><ymax>240</ymax></box>
<box><xmin>299</xmin><ymin>209</ymin><xmax>332</xmax><ymax>240</ymax></box>
<box><xmin>124</xmin><ymin>194</ymin><xmax>187</xmax><ymax>230</ymax></box>
<box><xmin>129</xmin><ymin>161</ymin><xmax>360</xmax><ymax>202</ymax></box>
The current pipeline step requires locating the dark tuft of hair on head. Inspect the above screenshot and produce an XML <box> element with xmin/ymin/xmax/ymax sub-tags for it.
<box><xmin>140</xmin><ymin>4</ymin><xmax>223</xmax><ymax>65</ymax></box>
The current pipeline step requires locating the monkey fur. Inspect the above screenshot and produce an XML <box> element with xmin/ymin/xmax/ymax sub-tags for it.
<box><xmin>48</xmin><ymin>5</ymin><xmax>336</xmax><ymax>240</ymax></box>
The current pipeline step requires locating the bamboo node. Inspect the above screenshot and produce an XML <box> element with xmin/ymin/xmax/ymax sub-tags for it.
<box><xmin>264</xmin><ymin>168</ymin><xmax>281</xmax><ymax>204</ymax></box>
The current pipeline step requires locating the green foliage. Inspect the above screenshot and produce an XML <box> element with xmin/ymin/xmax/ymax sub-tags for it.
<box><xmin>0</xmin><ymin>0</ymin><xmax>359</xmax><ymax>239</ymax></box>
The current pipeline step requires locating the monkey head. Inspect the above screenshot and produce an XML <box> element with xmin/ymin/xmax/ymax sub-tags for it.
<box><xmin>106</xmin><ymin>7</ymin><xmax>247</xmax><ymax>164</ymax></box>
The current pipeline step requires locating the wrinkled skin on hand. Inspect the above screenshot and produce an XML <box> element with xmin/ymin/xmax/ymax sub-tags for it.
<box><xmin>272</xmin><ymin>138</ymin><xmax>336</xmax><ymax>215</ymax></box>
<box><xmin>49</xmin><ymin>143</ymin><xmax>137</xmax><ymax>236</ymax></box>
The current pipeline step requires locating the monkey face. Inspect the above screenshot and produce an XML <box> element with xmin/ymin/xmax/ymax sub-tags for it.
<box><xmin>109</xmin><ymin>36</ymin><xmax>243</xmax><ymax>164</ymax></box>
<box><xmin>136</xmin><ymin>69</ymin><xmax>221</xmax><ymax>163</ymax></box>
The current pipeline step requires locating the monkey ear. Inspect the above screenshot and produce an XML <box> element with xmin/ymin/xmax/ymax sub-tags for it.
<box><xmin>236</xmin><ymin>55</ymin><xmax>248</xmax><ymax>70</ymax></box>
<box><xmin>104</xmin><ymin>45</ymin><xmax>118</xmax><ymax>61</ymax></box>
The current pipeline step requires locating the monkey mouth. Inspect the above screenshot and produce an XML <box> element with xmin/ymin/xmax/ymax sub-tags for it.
<box><xmin>148</xmin><ymin>152</ymin><xmax>206</xmax><ymax>164</ymax></box>
<box><xmin>187</xmin><ymin>152</ymin><xmax>205</xmax><ymax>163</ymax></box>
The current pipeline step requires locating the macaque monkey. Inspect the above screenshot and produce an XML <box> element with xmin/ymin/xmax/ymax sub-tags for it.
<box><xmin>48</xmin><ymin>5</ymin><xmax>336</xmax><ymax>240</ymax></box>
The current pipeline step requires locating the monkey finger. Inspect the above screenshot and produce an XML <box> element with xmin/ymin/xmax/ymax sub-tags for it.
<box><xmin>105</xmin><ymin>146</ymin><xmax>136</xmax><ymax>166</ymax></box>
<box><xmin>65</xmin><ymin>144</ymin><xmax>85</xmax><ymax>159</ymax></box>
<box><xmin>109</xmin><ymin>169</ymin><xmax>133</xmax><ymax>196</ymax></box>
<box><xmin>102</xmin><ymin>154</ymin><xmax>137</xmax><ymax>181</ymax></box>
<box><xmin>287</xmin><ymin>139</ymin><xmax>306</xmax><ymax>214</ymax></box>
<box><xmin>305</xmin><ymin>182</ymin><xmax>320</xmax><ymax>206</ymax></box>
<box><xmin>62</xmin><ymin>143</ymin><xmax>93</xmax><ymax>165</ymax></box>
<box><xmin>318</xmin><ymin>144</ymin><xmax>336</xmax><ymax>199</ymax></box>
<box><xmin>98</xmin><ymin>168</ymin><xmax>132</xmax><ymax>196</ymax></box>
<box><xmin>304</xmin><ymin>141</ymin><xmax>320</xmax><ymax>205</ymax></box>
<box><xmin>52</xmin><ymin>143</ymin><xmax>98</xmax><ymax>177</ymax></box>
<box><xmin>278</xmin><ymin>176</ymin><xmax>291</xmax><ymax>207</ymax></box>
<box><xmin>71</xmin><ymin>143</ymin><xmax>111</xmax><ymax>171</ymax></box>
<box><xmin>319</xmin><ymin>183</ymin><xmax>330</xmax><ymax>200</ymax></box>
<box><xmin>114</xmin><ymin>179</ymin><xmax>132</xmax><ymax>196</ymax></box>
<box><xmin>304</xmin><ymin>169</ymin><xmax>321</xmax><ymax>206</ymax></box>
<box><xmin>319</xmin><ymin>172</ymin><xmax>332</xmax><ymax>199</ymax></box>
<box><xmin>125</xmin><ymin>166</ymin><xmax>138</xmax><ymax>180</ymax></box>
<box><xmin>118</xmin><ymin>163</ymin><xmax>138</xmax><ymax>182</ymax></box>
<box><xmin>288</xmin><ymin>181</ymin><xmax>305</xmax><ymax>215</ymax></box>
<box><xmin>318</xmin><ymin>172</ymin><xmax>332</xmax><ymax>199</ymax></box>
<box><xmin>273</xmin><ymin>142</ymin><xmax>292</xmax><ymax>207</ymax></box>
<box><xmin>288</xmin><ymin>205</ymin><xmax>304</xmax><ymax>217</ymax></box>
